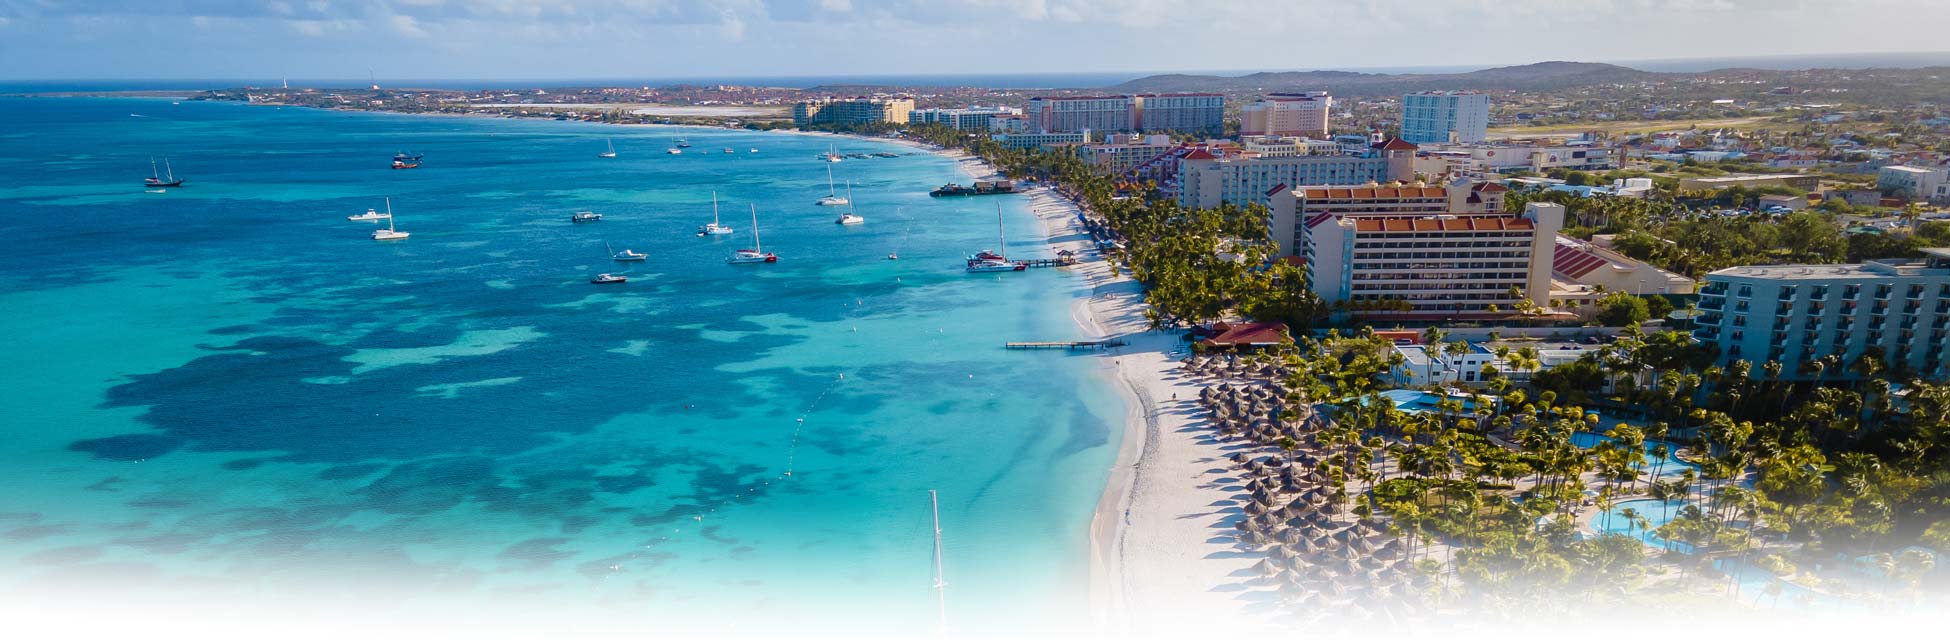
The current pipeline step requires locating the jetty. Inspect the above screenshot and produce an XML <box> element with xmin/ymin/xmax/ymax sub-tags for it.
<box><xmin>1017</xmin><ymin>256</ymin><xmax>1077</xmax><ymax>268</ymax></box>
<box><xmin>1005</xmin><ymin>338</ymin><xmax>1127</xmax><ymax>350</ymax></box>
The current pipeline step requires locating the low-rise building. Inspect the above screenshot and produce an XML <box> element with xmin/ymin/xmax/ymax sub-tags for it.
<box><xmin>1177</xmin><ymin>139</ymin><xmax>1416</xmax><ymax>208</ymax></box>
<box><xmin>1677</xmin><ymin>174</ymin><xmax>1820</xmax><ymax>193</ymax></box>
<box><xmin>990</xmin><ymin>130</ymin><xmax>1092</xmax><ymax>151</ymax></box>
<box><xmin>1423</xmin><ymin>141</ymin><xmax>1620</xmax><ymax>174</ymax></box>
<box><xmin>1392</xmin><ymin>340</ymin><xmax>1601</xmax><ymax>386</ymax></box>
<box><xmin>1550</xmin><ymin>235</ymin><xmax>1696</xmax><ymax>295</ymax></box>
<box><xmin>1077</xmin><ymin>133</ymin><xmax>1177</xmax><ymax>179</ymax></box>
<box><xmin>912</xmin><ymin>105</ymin><xmax>1020</xmax><ymax>131</ymax></box>
<box><xmin>1693</xmin><ymin>249</ymin><xmax>1950</xmax><ymax>380</ymax></box>
<box><xmin>1241</xmin><ymin>136</ymin><xmax>1339</xmax><ymax>158</ymax></box>
<box><xmin>1878</xmin><ymin>165</ymin><xmax>1946</xmax><ymax>201</ymax></box>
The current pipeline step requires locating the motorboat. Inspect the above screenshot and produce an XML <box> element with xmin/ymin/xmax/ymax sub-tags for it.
<box><xmin>348</xmin><ymin>205</ymin><xmax>391</xmax><ymax>221</ymax></box>
<box><xmin>608</xmin><ymin>242</ymin><xmax>647</xmax><ymax>261</ymax></box>
<box><xmin>571</xmin><ymin>211</ymin><xmax>603</xmax><ymax>223</ymax></box>
<box><xmin>667</xmin><ymin>147</ymin><xmax>682</xmax><ymax>155</ymax></box>
<box><xmin>591</xmin><ymin>273</ymin><xmax>628</xmax><ymax>284</ymax></box>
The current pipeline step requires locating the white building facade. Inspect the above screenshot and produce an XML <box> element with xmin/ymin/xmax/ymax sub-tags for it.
<box><xmin>1242</xmin><ymin>92</ymin><xmax>1333</xmax><ymax>137</ymax></box>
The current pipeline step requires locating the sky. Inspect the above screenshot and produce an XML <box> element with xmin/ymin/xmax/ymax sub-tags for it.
<box><xmin>3</xmin><ymin>0</ymin><xmax>1950</xmax><ymax>82</ymax></box>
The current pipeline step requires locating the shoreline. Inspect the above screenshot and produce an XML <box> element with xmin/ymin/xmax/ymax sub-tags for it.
<box><xmin>1015</xmin><ymin>186</ymin><xmax>1256</xmax><ymax>632</ymax></box>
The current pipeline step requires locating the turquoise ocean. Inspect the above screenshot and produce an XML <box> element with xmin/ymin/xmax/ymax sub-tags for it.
<box><xmin>0</xmin><ymin>98</ymin><xmax>1122</xmax><ymax>634</ymax></box>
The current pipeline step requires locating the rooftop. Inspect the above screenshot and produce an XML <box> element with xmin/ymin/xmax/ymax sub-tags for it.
<box><xmin>1351</xmin><ymin>214</ymin><xmax>1535</xmax><ymax>233</ymax></box>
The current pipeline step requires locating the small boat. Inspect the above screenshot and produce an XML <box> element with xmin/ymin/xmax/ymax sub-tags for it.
<box><xmin>835</xmin><ymin>183</ymin><xmax>863</xmax><ymax>225</ymax></box>
<box><xmin>965</xmin><ymin>205</ymin><xmax>1024</xmax><ymax>273</ymax></box>
<box><xmin>723</xmin><ymin>147</ymin><xmax>734</xmax><ymax>154</ymax></box>
<box><xmin>697</xmin><ymin>192</ymin><xmax>733</xmax><ymax>236</ymax></box>
<box><xmin>607</xmin><ymin>242</ymin><xmax>647</xmax><ymax>262</ymax></box>
<box><xmin>571</xmin><ymin>211</ymin><xmax>603</xmax><ymax>223</ymax></box>
<box><xmin>887</xmin><ymin>253</ymin><xmax>899</xmax><ymax>260</ymax></box>
<box><xmin>823</xmin><ymin>145</ymin><xmax>843</xmax><ymax>163</ymax></box>
<box><xmin>750</xmin><ymin>148</ymin><xmax>759</xmax><ymax>153</ymax></box>
<box><xmin>591</xmin><ymin>273</ymin><xmax>628</xmax><ymax>284</ymax></box>
<box><xmin>371</xmin><ymin>199</ymin><xmax>409</xmax><ymax>240</ymax></box>
<box><xmin>675</xmin><ymin>138</ymin><xmax>692</xmax><ymax>148</ymax></box>
<box><xmin>391</xmin><ymin>159</ymin><xmax>419</xmax><ymax>170</ymax></box>
<box><xmin>599</xmin><ymin>139</ymin><xmax>618</xmax><ymax>158</ymax></box>
<box><xmin>726</xmin><ymin>205</ymin><xmax>778</xmax><ymax>264</ymax></box>
<box><xmin>816</xmin><ymin>163</ymin><xmax>849</xmax><ymax>206</ymax></box>
<box><xmin>393</xmin><ymin>151</ymin><xmax>424</xmax><ymax>162</ymax></box>
<box><xmin>667</xmin><ymin>148</ymin><xmax>682</xmax><ymax>155</ymax></box>
<box><xmin>145</xmin><ymin>189</ymin><xmax>167</xmax><ymax>194</ymax></box>
<box><xmin>347</xmin><ymin>204</ymin><xmax>391</xmax><ymax>222</ymax></box>
<box><xmin>144</xmin><ymin>157</ymin><xmax>184</xmax><ymax>188</ymax></box>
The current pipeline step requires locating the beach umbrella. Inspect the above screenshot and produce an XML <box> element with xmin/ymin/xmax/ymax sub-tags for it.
<box><xmin>1228</xmin><ymin>452</ymin><xmax>1249</xmax><ymax>465</ymax></box>
<box><xmin>1253</xmin><ymin>558</ymin><xmax>1280</xmax><ymax>577</ymax></box>
<box><xmin>1279</xmin><ymin>528</ymin><xmax>1305</xmax><ymax>545</ymax></box>
<box><xmin>1243</xmin><ymin>501</ymin><xmax>1266</xmax><ymax>516</ymax></box>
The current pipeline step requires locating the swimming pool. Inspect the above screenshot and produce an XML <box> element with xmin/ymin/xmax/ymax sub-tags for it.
<box><xmin>1595</xmin><ymin>498</ymin><xmax>1692</xmax><ymax>552</ymax></box>
<box><xmin>1378</xmin><ymin>389</ymin><xmax>1483</xmax><ymax>413</ymax></box>
<box><xmin>1571</xmin><ymin>431</ymin><xmax>1698</xmax><ymax>479</ymax></box>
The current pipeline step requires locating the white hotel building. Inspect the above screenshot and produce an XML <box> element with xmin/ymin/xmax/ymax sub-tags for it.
<box><xmin>1176</xmin><ymin>139</ymin><xmax>1418</xmax><ymax>208</ymax></box>
<box><xmin>1694</xmin><ymin>250</ymin><xmax>1950</xmax><ymax>380</ymax></box>
<box><xmin>1303</xmin><ymin>199</ymin><xmax>1566</xmax><ymax>319</ymax></box>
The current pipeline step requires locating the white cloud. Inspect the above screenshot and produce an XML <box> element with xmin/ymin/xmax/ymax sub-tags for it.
<box><xmin>391</xmin><ymin>14</ymin><xmax>428</xmax><ymax>37</ymax></box>
<box><xmin>821</xmin><ymin>0</ymin><xmax>853</xmax><ymax>11</ymax></box>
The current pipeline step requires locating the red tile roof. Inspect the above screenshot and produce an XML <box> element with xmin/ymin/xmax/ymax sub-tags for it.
<box><xmin>1203</xmin><ymin>322</ymin><xmax>1292</xmax><ymax>347</ymax></box>
<box><xmin>1553</xmin><ymin>244</ymin><xmax>1610</xmax><ymax>278</ymax></box>
<box><xmin>1181</xmin><ymin>148</ymin><xmax>1219</xmax><ymax>160</ymax></box>
<box><xmin>1373</xmin><ymin>138</ymin><xmax>1418</xmax><ymax>151</ymax></box>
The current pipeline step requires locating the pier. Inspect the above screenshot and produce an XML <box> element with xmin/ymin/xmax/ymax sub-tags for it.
<box><xmin>1017</xmin><ymin>257</ymin><xmax>1076</xmax><ymax>268</ymax></box>
<box><xmin>1005</xmin><ymin>338</ymin><xmax>1127</xmax><ymax>350</ymax></box>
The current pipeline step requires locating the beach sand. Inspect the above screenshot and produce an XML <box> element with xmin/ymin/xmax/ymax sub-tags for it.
<box><xmin>1011</xmin><ymin>186</ymin><xmax>1262</xmax><ymax>634</ymax></box>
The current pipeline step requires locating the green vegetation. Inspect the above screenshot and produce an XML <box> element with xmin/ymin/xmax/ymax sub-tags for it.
<box><xmin>1272</xmin><ymin>325</ymin><xmax>1949</xmax><ymax>606</ymax></box>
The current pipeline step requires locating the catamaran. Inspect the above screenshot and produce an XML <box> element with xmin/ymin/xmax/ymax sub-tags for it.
<box><xmin>697</xmin><ymin>192</ymin><xmax>733</xmax><ymax>236</ymax></box>
<box><xmin>607</xmin><ymin>242</ymin><xmax>647</xmax><ymax>262</ymax></box>
<box><xmin>144</xmin><ymin>157</ymin><xmax>184</xmax><ymax>188</ymax></box>
<box><xmin>816</xmin><ymin>163</ymin><xmax>849</xmax><ymax>206</ymax></box>
<box><xmin>835</xmin><ymin>182</ymin><xmax>864</xmax><ymax>225</ymax></box>
<box><xmin>371</xmin><ymin>199</ymin><xmax>409</xmax><ymax>240</ymax></box>
<box><xmin>598</xmin><ymin>139</ymin><xmax>618</xmax><ymax>158</ymax></box>
<box><xmin>726</xmin><ymin>205</ymin><xmax>777</xmax><ymax>264</ymax></box>
<box><xmin>966</xmin><ymin>204</ymin><xmax>1024</xmax><ymax>272</ymax></box>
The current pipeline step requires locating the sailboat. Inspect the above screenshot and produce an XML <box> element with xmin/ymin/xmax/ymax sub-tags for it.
<box><xmin>726</xmin><ymin>205</ymin><xmax>777</xmax><ymax>264</ymax></box>
<box><xmin>598</xmin><ymin>139</ymin><xmax>618</xmax><ymax>158</ymax></box>
<box><xmin>675</xmin><ymin>138</ymin><xmax>693</xmax><ymax>148</ymax></box>
<box><xmin>835</xmin><ymin>182</ymin><xmax>863</xmax><ymax>225</ymax></box>
<box><xmin>823</xmin><ymin>144</ymin><xmax>843</xmax><ymax>163</ymax></box>
<box><xmin>816</xmin><ymin>163</ymin><xmax>849</xmax><ymax>206</ymax></box>
<box><xmin>607</xmin><ymin>241</ymin><xmax>646</xmax><ymax>262</ymax></box>
<box><xmin>697</xmin><ymin>192</ymin><xmax>733</xmax><ymax>236</ymax></box>
<box><xmin>371</xmin><ymin>199</ymin><xmax>409</xmax><ymax>240</ymax></box>
<box><xmin>144</xmin><ymin>157</ymin><xmax>184</xmax><ymax>188</ymax></box>
<box><xmin>966</xmin><ymin>204</ymin><xmax>1024</xmax><ymax>272</ymax></box>
<box><xmin>929</xmin><ymin>490</ymin><xmax>949</xmax><ymax>637</ymax></box>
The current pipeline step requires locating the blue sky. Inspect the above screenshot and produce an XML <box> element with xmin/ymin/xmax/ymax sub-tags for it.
<box><xmin>2</xmin><ymin>0</ymin><xmax>1947</xmax><ymax>81</ymax></box>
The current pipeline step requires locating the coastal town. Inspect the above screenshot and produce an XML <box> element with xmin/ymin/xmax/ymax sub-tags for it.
<box><xmin>180</xmin><ymin>60</ymin><xmax>1950</xmax><ymax>626</ymax></box>
<box><xmin>17</xmin><ymin>0</ymin><xmax>1950</xmax><ymax>636</ymax></box>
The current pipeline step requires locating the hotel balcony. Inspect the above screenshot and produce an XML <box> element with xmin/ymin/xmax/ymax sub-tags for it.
<box><xmin>1699</xmin><ymin>297</ymin><xmax>1725</xmax><ymax>311</ymax></box>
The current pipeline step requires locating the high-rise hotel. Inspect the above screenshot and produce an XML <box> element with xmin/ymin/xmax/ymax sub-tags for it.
<box><xmin>1026</xmin><ymin>94</ymin><xmax>1225</xmax><ymax>137</ymax></box>
<box><xmin>1401</xmin><ymin>91</ymin><xmax>1490</xmax><ymax>144</ymax></box>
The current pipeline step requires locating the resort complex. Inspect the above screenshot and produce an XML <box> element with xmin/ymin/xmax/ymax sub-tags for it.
<box><xmin>8</xmin><ymin>6</ymin><xmax>1950</xmax><ymax>636</ymax></box>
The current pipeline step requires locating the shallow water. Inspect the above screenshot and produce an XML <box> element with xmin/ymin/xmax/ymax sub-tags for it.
<box><xmin>0</xmin><ymin>97</ymin><xmax>1123</xmax><ymax>633</ymax></box>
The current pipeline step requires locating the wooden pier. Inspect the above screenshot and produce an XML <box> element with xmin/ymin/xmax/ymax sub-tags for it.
<box><xmin>1017</xmin><ymin>257</ymin><xmax>1076</xmax><ymax>268</ymax></box>
<box><xmin>1005</xmin><ymin>338</ymin><xmax>1127</xmax><ymax>350</ymax></box>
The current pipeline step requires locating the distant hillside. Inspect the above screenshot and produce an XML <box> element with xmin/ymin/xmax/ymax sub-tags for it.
<box><xmin>1110</xmin><ymin>61</ymin><xmax>1661</xmax><ymax>95</ymax></box>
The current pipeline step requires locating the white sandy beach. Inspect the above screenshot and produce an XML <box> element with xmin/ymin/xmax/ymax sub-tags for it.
<box><xmin>1008</xmin><ymin>183</ymin><xmax>1264</xmax><ymax>634</ymax></box>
